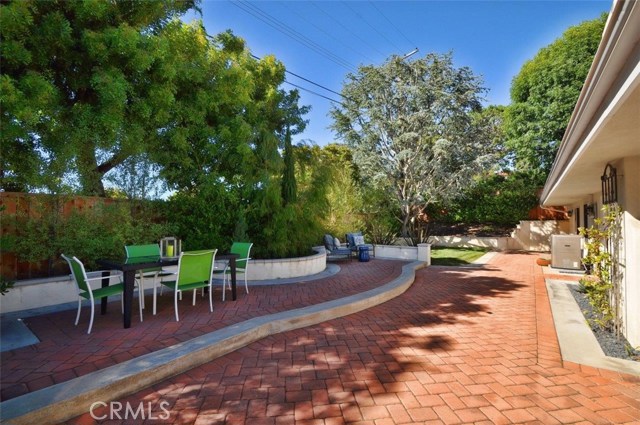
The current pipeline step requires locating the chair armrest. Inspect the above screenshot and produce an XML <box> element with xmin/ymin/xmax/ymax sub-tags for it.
<box><xmin>84</xmin><ymin>275</ymin><xmax>122</xmax><ymax>283</ymax></box>
<box><xmin>85</xmin><ymin>270</ymin><xmax>122</xmax><ymax>278</ymax></box>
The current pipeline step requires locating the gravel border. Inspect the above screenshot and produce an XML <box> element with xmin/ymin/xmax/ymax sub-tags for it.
<box><xmin>569</xmin><ymin>285</ymin><xmax>640</xmax><ymax>360</ymax></box>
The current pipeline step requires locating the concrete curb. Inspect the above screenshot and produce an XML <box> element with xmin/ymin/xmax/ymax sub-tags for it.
<box><xmin>0</xmin><ymin>261</ymin><xmax>425</xmax><ymax>425</ymax></box>
<box><xmin>546</xmin><ymin>279</ymin><xmax>640</xmax><ymax>377</ymax></box>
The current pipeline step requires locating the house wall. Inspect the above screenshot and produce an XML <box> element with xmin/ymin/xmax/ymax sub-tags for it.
<box><xmin>564</xmin><ymin>156</ymin><xmax>640</xmax><ymax>347</ymax></box>
<box><xmin>619</xmin><ymin>156</ymin><xmax>640</xmax><ymax>347</ymax></box>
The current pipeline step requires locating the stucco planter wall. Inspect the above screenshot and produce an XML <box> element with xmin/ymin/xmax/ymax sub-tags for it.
<box><xmin>234</xmin><ymin>246</ymin><xmax>326</xmax><ymax>281</ymax></box>
<box><xmin>1</xmin><ymin>275</ymin><xmax>121</xmax><ymax>315</ymax></box>
<box><xmin>1</xmin><ymin>249</ymin><xmax>328</xmax><ymax>315</ymax></box>
<box><xmin>374</xmin><ymin>244</ymin><xmax>431</xmax><ymax>265</ymax></box>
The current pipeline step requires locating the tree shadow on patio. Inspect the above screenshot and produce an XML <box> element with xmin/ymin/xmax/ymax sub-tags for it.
<box><xmin>100</xmin><ymin>260</ymin><xmax>533</xmax><ymax>424</ymax></box>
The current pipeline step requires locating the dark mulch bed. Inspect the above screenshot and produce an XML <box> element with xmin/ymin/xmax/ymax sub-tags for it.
<box><xmin>569</xmin><ymin>285</ymin><xmax>640</xmax><ymax>361</ymax></box>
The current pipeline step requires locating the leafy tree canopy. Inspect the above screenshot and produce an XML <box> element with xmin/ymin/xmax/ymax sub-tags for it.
<box><xmin>504</xmin><ymin>14</ymin><xmax>606</xmax><ymax>182</ymax></box>
<box><xmin>331</xmin><ymin>53</ymin><xmax>498</xmax><ymax>240</ymax></box>
<box><xmin>0</xmin><ymin>0</ymin><xmax>197</xmax><ymax>194</ymax></box>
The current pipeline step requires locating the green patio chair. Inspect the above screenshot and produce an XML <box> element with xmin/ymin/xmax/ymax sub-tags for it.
<box><xmin>160</xmin><ymin>249</ymin><xmax>217</xmax><ymax>321</ymax></box>
<box><xmin>125</xmin><ymin>243</ymin><xmax>176</xmax><ymax>316</ymax></box>
<box><xmin>62</xmin><ymin>254</ymin><xmax>143</xmax><ymax>334</ymax></box>
<box><xmin>213</xmin><ymin>242</ymin><xmax>253</xmax><ymax>301</ymax></box>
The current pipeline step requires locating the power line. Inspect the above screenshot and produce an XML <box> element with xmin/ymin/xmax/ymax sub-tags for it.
<box><xmin>341</xmin><ymin>1</ymin><xmax>403</xmax><ymax>53</ymax></box>
<box><xmin>284</xmin><ymin>1</ymin><xmax>376</xmax><ymax>64</ymax></box>
<box><xmin>310</xmin><ymin>1</ymin><xmax>388</xmax><ymax>59</ymax></box>
<box><xmin>232</xmin><ymin>0</ymin><xmax>357</xmax><ymax>72</ymax></box>
<box><xmin>368</xmin><ymin>1</ymin><xmax>416</xmax><ymax>49</ymax></box>
<box><xmin>249</xmin><ymin>53</ymin><xmax>345</xmax><ymax>99</ymax></box>
<box><xmin>284</xmin><ymin>79</ymin><xmax>344</xmax><ymax>106</ymax></box>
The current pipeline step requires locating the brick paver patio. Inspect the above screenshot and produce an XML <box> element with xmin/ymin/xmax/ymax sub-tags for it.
<box><xmin>63</xmin><ymin>252</ymin><xmax>640</xmax><ymax>424</ymax></box>
<box><xmin>1</xmin><ymin>260</ymin><xmax>406</xmax><ymax>402</ymax></box>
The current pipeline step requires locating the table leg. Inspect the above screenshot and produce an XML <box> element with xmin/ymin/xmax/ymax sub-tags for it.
<box><xmin>123</xmin><ymin>270</ymin><xmax>135</xmax><ymax>328</ymax></box>
<box><xmin>230</xmin><ymin>257</ymin><xmax>237</xmax><ymax>301</ymax></box>
<box><xmin>101</xmin><ymin>271</ymin><xmax>110</xmax><ymax>315</ymax></box>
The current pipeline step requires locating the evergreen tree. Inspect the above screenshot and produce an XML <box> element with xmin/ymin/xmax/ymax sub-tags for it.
<box><xmin>281</xmin><ymin>127</ymin><xmax>297</xmax><ymax>204</ymax></box>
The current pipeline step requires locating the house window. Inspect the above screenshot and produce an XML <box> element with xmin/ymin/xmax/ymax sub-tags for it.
<box><xmin>575</xmin><ymin>207</ymin><xmax>580</xmax><ymax>233</ymax></box>
<box><xmin>601</xmin><ymin>164</ymin><xmax>618</xmax><ymax>204</ymax></box>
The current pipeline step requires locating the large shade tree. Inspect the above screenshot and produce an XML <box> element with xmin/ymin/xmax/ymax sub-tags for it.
<box><xmin>1</xmin><ymin>0</ymin><xmax>197</xmax><ymax>195</ymax></box>
<box><xmin>331</xmin><ymin>53</ymin><xmax>497</xmax><ymax>241</ymax></box>
<box><xmin>504</xmin><ymin>14</ymin><xmax>606</xmax><ymax>182</ymax></box>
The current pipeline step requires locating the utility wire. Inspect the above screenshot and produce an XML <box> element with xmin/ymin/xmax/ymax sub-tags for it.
<box><xmin>250</xmin><ymin>53</ymin><xmax>348</xmax><ymax>104</ymax></box>
<box><xmin>232</xmin><ymin>0</ymin><xmax>357</xmax><ymax>72</ymax></box>
<box><xmin>284</xmin><ymin>79</ymin><xmax>344</xmax><ymax>106</ymax></box>
<box><xmin>283</xmin><ymin>1</ymin><xmax>375</xmax><ymax>64</ymax></box>
<box><xmin>368</xmin><ymin>1</ymin><xmax>416</xmax><ymax>49</ymax></box>
<box><xmin>341</xmin><ymin>1</ymin><xmax>403</xmax><ymax>53</ymax></box>
<box><xmin>310</xmin><ymin>1</ymin><xmax>387</xmax><ymax>59</ymax></box>
<box><xmin>287</xmin><ymin>69</ymin><xmax>345</xmax><ymax>100</ymax></box>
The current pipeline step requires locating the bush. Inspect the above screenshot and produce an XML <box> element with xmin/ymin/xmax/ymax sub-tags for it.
<box><xmin>3</xmin><ymin>196</ymin><xmax>170</xmax><ymax>276</ymax></box>
<box><xmin>445</xmin><ymin>173</ymin><xmax>539</xmax><ymax>225</ymax></box>
<box><xmin>167</xmin><ymin>183</ymin><xmax>238</xmax><ymax>252</ymax></box>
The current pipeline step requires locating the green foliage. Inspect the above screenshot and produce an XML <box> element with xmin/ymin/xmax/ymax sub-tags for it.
<box><xmin>578</xmin><ymin>204</ymin><xmax>623</xmax><ymax>335</ymax></box>
<box><xmin>232</xmin><ymin>211</ymin><xmax>250</xmax><ymax>243</ymax></box>
<box><xmin>302</xmin><ymin>144</ymin><xmax>365</xmax><ymax>238</ymax></box>
<box><xmin>104</xmin><ymin>153</ymin><xmax>164</xmax><ymax>200</ymax></box>
<box><xmin>504</xmin><ymin>14</ymin><xmax>606</xmax><ymax>181</ymax></box>
<box><xmin>245</xmin><ymin>141</ymin><xmax>330</xmax><ymax>259</ymax></box>
<box><xmin>281</xmin><ymin>127</ymin><xmax>297</xmax><ymax>204</ymax></box>
<box><xmin>166</xmin><ymin>181</ymin><xmax>238</xmax><ymax>252</ymax></box>
<box><xmin>331</xmin><ymin>53</ymin><xmax>499</xmax><ymax>241</ymax></box>
<box><xmin>0</xmin><ymin>0</ymin><xmax>198</xmax><ymax>195</ymax></box>
<box><xmin>2</xmin><ymin>196</ymin><xmax>170</xmax><ymax>276</ymax></box>
<box><xmin>446</xmin><ymin>172</ymin><xmax>539</xmax><ymax>225</ymax></box>
<box><xmin>1</xmin><ymin>277</ymin><xmax>15</xmax><ymax>296</ymax></box>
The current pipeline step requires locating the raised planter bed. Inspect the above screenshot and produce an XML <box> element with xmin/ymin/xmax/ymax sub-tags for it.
<box><xmin>244</xmin><ymin>247</ymin><xmax>326</xmax><ymax>280</ymax></box>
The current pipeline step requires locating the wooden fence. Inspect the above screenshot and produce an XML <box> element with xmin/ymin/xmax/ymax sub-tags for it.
<box><xmin>0</xmin><ymin>192</ymin><xmax>117</xmax><ymax>281</ymax></box>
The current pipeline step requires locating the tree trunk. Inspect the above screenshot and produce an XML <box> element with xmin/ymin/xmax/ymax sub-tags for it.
<box><xmin>77</xmin><ymin>148</ymin><xmax>106</xmax><ymax>196</ymax></box>
<box><xmin>400</xmin><ymin>204</ymin><xmax>411</xmax><ymax>239</ymax></box>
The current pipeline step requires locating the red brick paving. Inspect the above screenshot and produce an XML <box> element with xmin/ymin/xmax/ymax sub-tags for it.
<box><xmin>5</xmin><ymin>253</ymin><xmax>640</xmax><ymax>424</ymax></box>
<box><xmin>63</xmin><ymin>252</ymin><xmax>640</xmax><ymax>424</ymax></box>
<box><xmin>1</xmin><ymin>259</ymin><xmax>405</xmax><ymax>401</ymax></box>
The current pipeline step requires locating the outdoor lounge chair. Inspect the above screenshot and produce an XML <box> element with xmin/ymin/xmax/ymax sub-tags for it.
<box><xmin>345</xmin><ymin>232</ymin><xmax>375</xmax><ymax>258</ymax></box>
<box><xmin>323</xmin><ymin>234</ymin><xmax>352</xmax><ymax>261</ymax></box>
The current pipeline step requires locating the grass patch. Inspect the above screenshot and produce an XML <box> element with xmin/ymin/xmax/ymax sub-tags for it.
<box><xmin>431</xmin><ymin>247</ymin><xmax>488</xmax><ymax>266</ymax></box>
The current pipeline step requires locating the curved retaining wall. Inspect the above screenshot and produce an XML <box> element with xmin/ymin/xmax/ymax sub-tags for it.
<box><xmin>244</xmin><ymin>246</ymin><xmax>326</xmax><ymax>280</ymax></box>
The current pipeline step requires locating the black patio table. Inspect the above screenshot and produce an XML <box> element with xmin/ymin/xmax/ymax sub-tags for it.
<box><xmin>97</xmin><ymin>253</ymin><xmax>238</xmax><ymax>329</ymax></box>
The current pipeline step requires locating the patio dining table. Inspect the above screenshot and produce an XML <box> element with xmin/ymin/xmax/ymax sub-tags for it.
<box><xmin>97</xmin><ymin>253</ymin><xmax>239</xmax><ymax>329</ymax></box>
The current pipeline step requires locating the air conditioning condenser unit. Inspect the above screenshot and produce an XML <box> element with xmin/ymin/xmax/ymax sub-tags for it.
<box><xmin>551</xmin><ymin>235</ymin><xmax>583</xmax><ymax>270</ymax></box>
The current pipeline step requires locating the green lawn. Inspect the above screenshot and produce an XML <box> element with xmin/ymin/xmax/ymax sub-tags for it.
<box><xmin>430</xmin><ymin>247</ymin><xmax>488</xmax><ymax>266</ymax></box>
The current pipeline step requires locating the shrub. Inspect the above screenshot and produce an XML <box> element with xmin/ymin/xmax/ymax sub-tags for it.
<box><xmin>445</xmin><ymin>172</ymin><xmax>539</xmax><ymax>225</ymax></box>
<box><xmin>3</xmin><ymin>195</ymin><xmax>170</xmax><ymax>277</ymax></box>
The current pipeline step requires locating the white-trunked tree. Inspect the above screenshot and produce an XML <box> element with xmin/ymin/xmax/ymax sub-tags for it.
<box><xmin>331</xmin><ymin>53</ymin><xmax>499</xmax><ymax>243</ymax></box>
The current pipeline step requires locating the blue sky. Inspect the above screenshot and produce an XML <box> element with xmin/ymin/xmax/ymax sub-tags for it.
<box><xmin>190</xmin><ymin>0</ymin><xmax>610</xmax><ymax>145</ymax></box>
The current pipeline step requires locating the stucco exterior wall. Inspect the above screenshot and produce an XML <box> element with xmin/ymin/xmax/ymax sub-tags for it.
<box><xmin>619</xmin><ymin>156</ymin><xmax>640</xmax><ymax>347</ymax></box>
<box><xmin>562</xmin><ymin>156</ymin><xmax>640</xmax><ymax>347</ymax></box>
